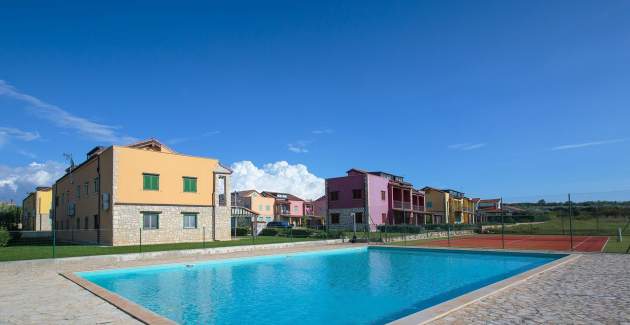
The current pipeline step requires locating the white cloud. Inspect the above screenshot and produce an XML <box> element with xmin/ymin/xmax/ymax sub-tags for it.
<box><xmin>0</xmin><ymin>161</ymin><xmax>66</xmax><ymax>201</ymax></box>
<box><xmin>551</xmin><ymin>138</ymin><xmax>627</xmax><ymax>151</ymax></box>
<box><xmin>448</xmin><ymin>143</ymin><xmax>486</xmax><ymax>151</ymax></box>
<box><xmin>288</xmin><ymin>141</ymin><xmax>309</xmax><ymax>153</ymax></box>
<box><xmin>230</xmin><ymin>161</ymin><xmax>324</xmax><ymax>200</ymax></box>
<box><xmin>312</xmin><ymin>129</ymin><xmax>334</xmax><ymax>135</ymax></box>
<box><xmin>0</xmin><ymin>127</ymin><xmax>40</xmax><ymax>148</ymax></box>
<box><xmin>0</xmin><ymin>80</ymin><xmax>135</xmax><ymax>144</ymax></box>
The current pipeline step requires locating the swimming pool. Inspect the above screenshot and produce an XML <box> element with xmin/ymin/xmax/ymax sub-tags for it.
<box><xmin>77</xmin><ymin>247</ymin><xmax>565</xmax><ymax>324</ymax></box>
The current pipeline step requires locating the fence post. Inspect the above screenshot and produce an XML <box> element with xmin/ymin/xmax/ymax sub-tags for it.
<box><xmin>290</xmin><ymin>227</ymin><xmax>293</xmax><ymax>242</ymax></box>
<box><xmin>501</xmin><ymin>198</ymin><xmax>505</xmax><ymax>249</ymax></box>
<box><xmin>568</xmin><ymin>193</ymin><xmax>574</xmax><ymax>251</ymax></box>
<box><xmin>139</xmin><ymin>228</ymin><xmax>142</xmax><ymax>253</ymax></box>
<box><xmin>447</xmin><ymin>223</ymin><xmax>451</xmax><ymax>247</ymax></box>
<box><xmin>203</xmin><ymin>226</ymin><xmax>206</xmax><ymax>249</ymax></box>
<box><xmin>52</xmin><ymin>228</ymin><xmax>56</xmax><ymax>259</ymax></box>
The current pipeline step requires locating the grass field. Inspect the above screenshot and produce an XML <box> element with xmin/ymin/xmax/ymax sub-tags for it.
<box><xmin>0</xmin><ymin>236</ymin><xmax>317</xmax><ymax>262</ymax></box>
<box><xmin>501</xmin><ymin>216</ymin><xmax>630</xmax><ymax>236</ymax></box>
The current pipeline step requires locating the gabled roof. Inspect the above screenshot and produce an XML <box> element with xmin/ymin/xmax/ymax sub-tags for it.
<box><xmin>126</xmin><ymin>138</ymin><xmax>175</xmax><ymax>153</ymax></box>
<box><xmin>261</xmin><ymin>191</ymin><xmax>304</xmax><ymax>201</ymax></box>
<box><xmin>233</xmin><ymin>190</ymin><xmax>258</xmax><ymax>197</ymax></box>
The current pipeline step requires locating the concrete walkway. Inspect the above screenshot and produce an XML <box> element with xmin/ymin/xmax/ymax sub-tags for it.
<box><xmin>1</xmin><ymin>245</ymin><xmax>628</xmax><ymax>324</ymax></box>
<box><xmin>431</xmin><ymin>253</ymin><xmax>630</xmax><ymax>324</ymax></box>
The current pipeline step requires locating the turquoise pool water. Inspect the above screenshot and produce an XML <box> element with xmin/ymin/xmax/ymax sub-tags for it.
<box><xmin>78</xmin><ymin>247</ymin><xmax>564</xmax><ymax>324</ymax></box>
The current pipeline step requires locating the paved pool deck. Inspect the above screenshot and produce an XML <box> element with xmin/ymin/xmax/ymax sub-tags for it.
<box><xmin>0</xmin><ymin>244</ymin><xmax>628</xmax><ymax>324</ymax></box>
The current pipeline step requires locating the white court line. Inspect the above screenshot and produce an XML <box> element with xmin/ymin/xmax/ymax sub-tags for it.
<box><xmin>572</xmin><ymin>236</ymin><xmax>593</xmax><ymax>250</ymax></box>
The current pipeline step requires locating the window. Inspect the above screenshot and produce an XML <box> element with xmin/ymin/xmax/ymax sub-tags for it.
<box><xmin>381</xmin><ymin>191</ymin><xmax>386</xmax><ymax>201</ymax></box>
<box><xmin>293</xmin><ymin>206</ymin><xmax>298</xmax><ymax>212</ymax></box>
<box><xmin>329</xmin><ymin>191</ymin><xmax>339</xmax><ymax>201</ymax></box>
<box><xmin>76</xmin><ymin>185</ymin><xmax>81</xmax><ymax>199</ymax></box>
<box><xmin>258</xmin><ymin>204</ymin><xmax>263</xmax><ymax>211</ymax></box>
<box><xmin>382</xmin><ymin>213</ymin><xmax>387</xmax><ymax>223</ymax></box>
<box><xmin>84</xmin><ymin>217</ymin><xmax>88</xmax><ymax>230</ymax></box>
<box><xmin>266</xmin><ymin>205</ymin><xmax>270</xmax><ymax>211</ymax></box>
<box><xmin>143</xmin><ymin>213</ymin><xmax>159</xmax><ymax>229</ymax></box>
<box><xmin>427</xmin><ymin>201</ymin><xmax>433</xmax><ymax>209</ymax></box>
<box><xmin>354</xmin><ymin>212</ymin><xmax>363</xmax><ymax>224</ymax></box>
<box><xmin>352</xmin><ymin>189</ymin><xmax>362</xmax><ymax>199</ymax></box>
<box><xmin>55</xmin><ymin>196</ymin><xmax>59</xmax><ymax>207</ymax></box>
<box><xmin>94</xmin><ymin>177</ymin><xmax>100</xmax><ymax>193</ymax></box>
<box><xmin>217</xmin><ymin>176</ymin><xmax>227</xmax><ymax>206</ymax></box>
<box><xmin>84</xmin><ymin>182</ymin><xmax>89</xmax><ymax>196</ymax></box>
<box><xmin>183</xmin><ymin>213</ymin><xmax>197</xmax><ymax>229</ymax></box>
<box><xmin>76</xmin><ymin>218</ymin><xmax>80</xmax><ymax>229</ymax></box>
<box><xmin>183</xmin><ymin>177</ymin><xmax>197</xmax><ymax>193</ymax></box>
<box><xmin>331</xmin><ymin>213</ymin><xmax>340</xmax><ymax>224</ymax></box>
<box><xmin>143</xmin><ymin>174</ymin><xmax>159</xmax><ymax>191</ymax></box>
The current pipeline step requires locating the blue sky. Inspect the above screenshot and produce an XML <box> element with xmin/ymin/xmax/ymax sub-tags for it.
<box><xmin>1</xmin><ymin>0</ymin><xmax>630</xmax><ymax>202</ymax></box>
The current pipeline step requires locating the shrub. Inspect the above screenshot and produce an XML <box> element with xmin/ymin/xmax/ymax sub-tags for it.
<box><xmin>260</xmin><ymin>228</ymin><xmax>279</xmax><ymax>236</ymax></box>
<box><xmin>0</xmin><ymin>227</ymin><xmax>9</xmax><ymax>247</ymax></box>
<box><xmin>234</xmin><ymin>227</ymin><xmax>249</xmax><ymax>236</ymax></box>
<box><xmin>289</xmin><ymin>228</ymin><xmax>312</xmax><ymax>237</ymax></box>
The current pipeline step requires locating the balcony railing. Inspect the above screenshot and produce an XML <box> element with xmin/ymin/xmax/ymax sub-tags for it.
<box><xmin>413</xmin><ymin>205</ymin><xmax>424</xmax><ymax>212</ymax></box>
<box><xmin>393</xmin><ymin>201</ymin><xmax>412</xmax><ymax>210</ymax></box>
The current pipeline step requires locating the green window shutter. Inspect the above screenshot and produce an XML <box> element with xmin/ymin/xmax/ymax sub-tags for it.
<box><xmin>183</xmin><ymin>177</ymin><xmax>197</xmax><ymax>192</ymax></box>
<box><xmin>144</xmin><ymin>174</ymin><xmax>159</xmax><ymax>190</ymax></box>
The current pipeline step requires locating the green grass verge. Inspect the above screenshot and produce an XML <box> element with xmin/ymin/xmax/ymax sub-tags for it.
<box><xmin>0</xmin><ymin>236</ymin><xmax>317</xmax><ymax>262</ymax></box>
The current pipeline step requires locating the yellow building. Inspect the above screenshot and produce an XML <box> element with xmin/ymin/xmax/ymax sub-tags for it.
<box><xmin>22</xmin><ymin>187</ymin><xmax>53</xmax><ymax>231</ymax></box>
<box><xmin>422</xmin><ymin>187</ymin><xmax>474</xmax><ymax>224</ymax></box>
<box><xmin>52</xmin><ymin>139</ymin><xmax>232</xmax><ymax>246</ymax></box>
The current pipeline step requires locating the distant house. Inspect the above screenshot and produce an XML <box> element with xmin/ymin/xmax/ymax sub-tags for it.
<box><xmin>312</xmin><ymin>195</ymin><xmax>327</xmax><ymax>226</ymax></box>
<box><xmin>22</xmin><ymin>187</ymin><xmax>52</xmax><ymax>231</ymax></box>
<box><xmin>231</xmin><ymin>190</ymin><xmax>275</xmax><ymax>223</ymax></box>
<box><xmin>326</xmin><ymin>168</ymin><xmax>426</xmax><ymax>230</ymax></box>
<box><xmin>261</xmin><ymin>191</ymin><xmax>305</xmax><ymax>226</ymax></box>
<box><xmin>423</xmin><ymin>187</ymin><xmax>476</xmax><ymax>224</ymax></box>
<box><xmin>475</xmin><ymin>198</ymin><xmax>525</xmax><ymax>222</ymax></box>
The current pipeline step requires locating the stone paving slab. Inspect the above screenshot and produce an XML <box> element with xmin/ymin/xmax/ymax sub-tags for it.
<box><xmin>430</xmin><ymin>253</ymin><xmax>630</xmax><ymax>324</ymax></box>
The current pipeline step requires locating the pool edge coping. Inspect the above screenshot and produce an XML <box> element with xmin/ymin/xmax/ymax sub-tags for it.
<box><xmin>385</xmin><ymin>247</ymin><xmax>579</xmax><ymax>325</ymax></box>
<box><xmin>60</xmin><ymin>272</ymin><xmax>176</xmax><ymax>325</ymax></box>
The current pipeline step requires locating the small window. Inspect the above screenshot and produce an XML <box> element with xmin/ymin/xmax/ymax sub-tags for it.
<box><xmin>293</xmin><ymin>206</ymin><xmax>298</xmax><ymax>212</ymax></box>
<box><xmin>94</xmin><ymin>177</ymin><xmax>100</xmax><ymax>193</ymax></box>
<box><xmin>76</xmin><ymin>218</ymin><xmax>80</xmax><ymax>229</ymax></box>
<box><xmin>266</xmin><ymin>205</ymin><xmax>270</xmax><ymax>211</ymax></box>
<box><xmin>143</xmin><ymin>213</ymin><xmax>159</xmax><ymax>229</ymax></box>
<box><xmin>258</xmin><ymin>204</ymin><xmax>263</xmax><ymax>211</ymax></box>
<box><xmin>183</xmin><ymin>177</ymin><xmax>197</xmax><ymax>193</ymax></box>
<box><xmin>183</xmin><ymin>213</ymin><xmax>198</xmax><ymax>229</ymax></box>
<box><xmin>329</xmin><ymin>191</ymin><xmax>339</xmax><ymax>201</ymax></box>
<box><xmin>352</xmin><ymin>189</ymin><xmax>362</xmax><ymax>199</ymax></box>
<box><xmin>427</xmin><ymin>201</ymin><xmax>433</xmax><ymax>209</ymax></box>
<box><xmin>355</xmin><ymin>212</ymin><xmax>363</xmax><ymax>224</ymax></box>
<box><xmin>84</xmin><ymin>216</ymin><xmax>88</xmax><ymax>230</ymax></box>
<box><xmin>84</xmin><ymin>182</ymin><xmax>89</xmax><ymax>196</ymax></box>
<box><xmin>76</xmin><ymin>185</ymin><xmax>81</xmax><ymax>199</ymax></box>
<box><xmin>381</xmin><ymin>191</ymin><xmax>386</xmax><ymax>201</ymax></box>
<box><xmin>331</xmin><ymin>213</ymin><xmax>340</xmax><ymax>224</ymax></box>
<box><xmin>143</xmin><ymin>174</ymin><xmax>159</xmax><ymax>191</ymax></box>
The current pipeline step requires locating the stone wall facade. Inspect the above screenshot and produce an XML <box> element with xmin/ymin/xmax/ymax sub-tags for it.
<box><xmin>112</xmin><ymin>204</ymin><xmax>222</xmax><ymax>246</ymax></box>
<box><xmin>328</xmin><ymin>208</ymin><xmax>369</xmax><ymax>230</ymax></box>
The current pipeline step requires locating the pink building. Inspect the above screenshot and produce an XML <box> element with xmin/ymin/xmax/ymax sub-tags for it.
<box><xmin>326</xmin><ymin>168</ymin><xmax>426</xmax><ymax>230</ymax></box>
<box><xmin>261</xmin><ymin>191</ymin><xmax>305</xmax><ymax>226</ymax></box>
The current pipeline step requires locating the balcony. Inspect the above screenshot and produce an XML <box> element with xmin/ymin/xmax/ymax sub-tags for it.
<box><xmin>413</xmin><ymin>205</ymin><xmax>424</xmax><ymax>212</ymax></box>
<box><xmin>393</xmin><ymin>201</ymin><xmax>411</xmax><ymax>210</ymax></box>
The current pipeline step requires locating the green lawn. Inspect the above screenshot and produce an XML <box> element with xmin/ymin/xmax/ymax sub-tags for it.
<box><xmin>0</xmin><ymin>236</ymin><xmax>317</xmax><ymax>262</ymax></box>
<box><xmin>501</xmin><ymin>217</ymin><xmax>630</xmax><ymax>236</ymax></box>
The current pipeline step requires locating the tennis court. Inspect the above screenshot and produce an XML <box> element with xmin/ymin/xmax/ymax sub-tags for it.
<box><xmin>412</xmin><ymin>234</ymin><xmax>609</xmax><ymax>252</ymax></box>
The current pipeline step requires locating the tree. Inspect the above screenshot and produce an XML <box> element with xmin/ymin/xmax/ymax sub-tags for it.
<box><xmin>537</xmin><ymin>199</ymin><xmax>546</xmax><ymax>205</ymax></box>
